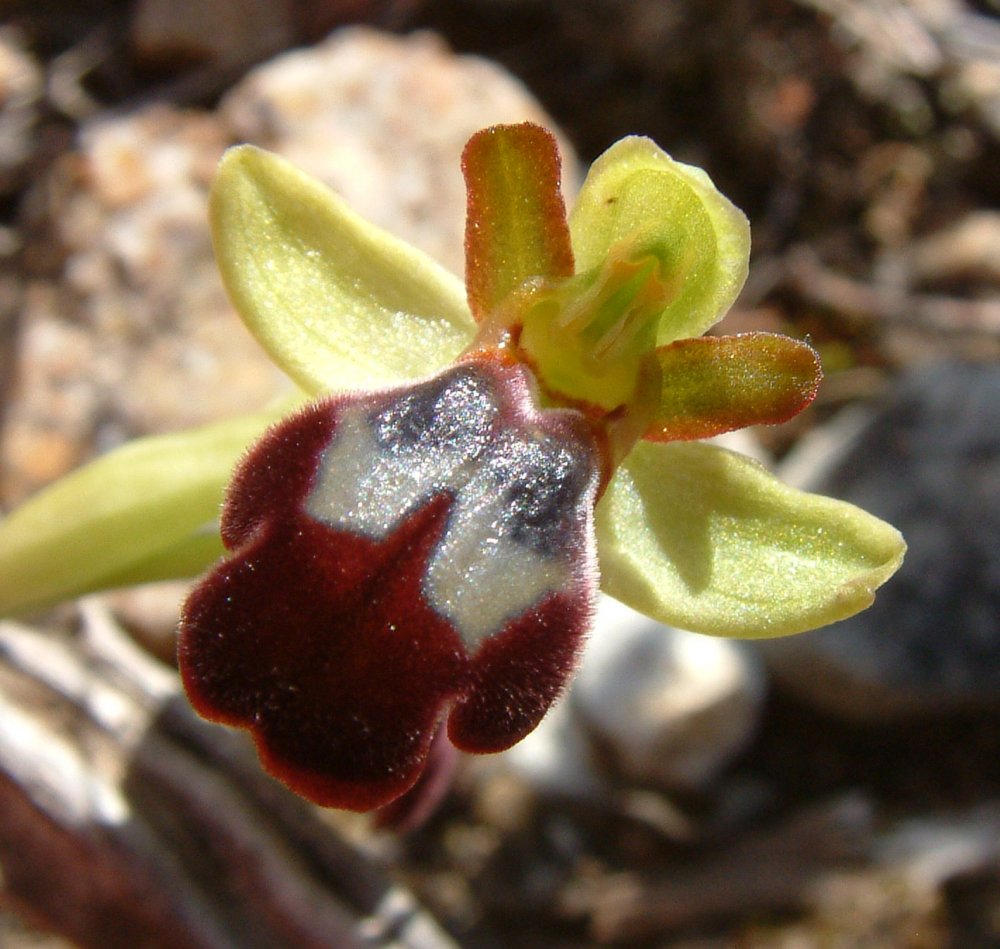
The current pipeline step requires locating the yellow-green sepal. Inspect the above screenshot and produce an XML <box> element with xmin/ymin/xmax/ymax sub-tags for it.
<box><xmin>211</xmin><ymin>146</ymin><xmax>476</xmax><ymax>395</ymax></box>
<box><xmin>0</xmin><ymin>409</ymin><xmax>281</xmax><ymax>617</ymax></box>
<box><xmin>568</xmin><ymin>137</ymin><xmax>750</xmax><ymax>346</ymax></box>
<box><xmin>595</xmin><ymin>440</ymin><xmax>906</xmax><ymax>638</ymax></box>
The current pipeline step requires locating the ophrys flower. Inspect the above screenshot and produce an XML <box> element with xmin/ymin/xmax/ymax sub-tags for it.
<box><xmin>0</xmin><ymin>123</ymin><xmax>904</xmax><ymax>814</ymax></box>
<box><xmin>174</xmin><ymin>124</ymin><xmax>904</xmax><ymax>811</ymax></box>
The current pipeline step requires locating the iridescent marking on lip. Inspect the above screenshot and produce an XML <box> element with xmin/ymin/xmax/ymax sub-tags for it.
<box><xmin>303</xmin><ymin>367</ymin><xmax>499</xmax><ymax>538</ymax></box>
<box><xmin>304</xmin><ymin>362</ymin><xmax>601</xmax><ymax>647</ymax></box>
<box><xmin>426</xmin><ymin>428</ymin><xmax>596</xmax><ymax>645</ymax></box>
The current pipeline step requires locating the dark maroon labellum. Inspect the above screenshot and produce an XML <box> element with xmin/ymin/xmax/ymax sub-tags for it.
<box><xmin>178</xmin><ymin>357</ymin><xmax>601</xmax><ymax>811</ymax></box>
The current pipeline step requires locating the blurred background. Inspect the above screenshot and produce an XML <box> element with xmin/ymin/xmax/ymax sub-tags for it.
<box><xmin>1</xmin><ymin>1</ymin><xmax>999</xmax><ymax>946</ymax></box>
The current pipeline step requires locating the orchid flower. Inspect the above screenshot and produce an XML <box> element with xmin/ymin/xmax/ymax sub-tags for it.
<box><xmin>0</xmin><ymin>124</ymin><xmax>904</xmax><ymax>815</ymax></box>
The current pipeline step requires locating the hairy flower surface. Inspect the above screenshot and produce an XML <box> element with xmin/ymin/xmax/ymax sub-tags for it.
<box><xmin>0</xmin><ymin>124</ymin><xmax>904</xmax><ymax>814</ymax></box>
<box><xmin>176</xmin><ymin>124</ymin><xmax>903</xmax><ymax>810</ymax></box>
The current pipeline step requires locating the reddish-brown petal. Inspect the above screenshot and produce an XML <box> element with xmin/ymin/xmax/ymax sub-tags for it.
<box><xmin>463</xmin><ymin>123</ymin><xmax>574</xmax><ymax>322</ymax></box>
<box><xmin>180</xmin><ymin>486</ymin><xmax>469</xmax><ymax>811</ymax></box>
<box><xmin>219</xmin><ymin>401</ymin><xmax>337</xmax><ymax>549</ymax></box>
<box><xmin>178</xmin><ymin>360</ymin><xmax>603</xmax><ymax>813</ymax></box>
<box><xmin>448</xmin><ymin>588</ymin><xmax>591</xmax><ymax>753</ymax></box>
<box><xmin>645</xmin><ymin>333</ymin><xmax>822</xmax><ymax>442</ymax></box>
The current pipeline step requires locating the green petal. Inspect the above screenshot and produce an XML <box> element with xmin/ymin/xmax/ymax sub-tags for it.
<box><xmin>462</xmin><ymin>123</ymin><xmax>574</xmax><ymax>320</ymax></box>
<box><xmin>569</xmin><ymin>137</ymin><xmax>750</xmax><ymax>345</ymax></box>
<box><xmin>596</xmin><ymin>440</ymin><xmax>905</xmax><ymax>638</ymax></box>
<box><xmin>212</xmin><ymin>146</ymin><xmax>475</xmax><ymax>394</ymax></box>
<box><xmin>0</xmin><ymin>409</ymin><xmax>279</xmax><ymax>617</ymax></box>
<box><xmin>647</xmin><ymin>333</ymin><xmax>822</xmax><ymax>441</ymax></box>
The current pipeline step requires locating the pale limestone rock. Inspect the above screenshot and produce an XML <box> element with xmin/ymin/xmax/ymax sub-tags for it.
<box><xmin>574</xmin><ymin>596</ymin><xmax>766</xmax><ymax>793</ymax></box>
<box><xmin>505</xmin><ymin>595</ymin><xmax>767</xmax><ymax>798</ymax></box>
<box><xmin>500</xmin><ymin>684</ymin><xmax>607</xmax><ymax>799</ymax></box>
<box><xmin>5</xmin><ymin>29</ymin><xmax>569</xmax><ymax>507</ymax></box>
<box><xmin>220</xmin><ymin>27</ymin><xmax>575</xmax><ymax>276</ymax></box>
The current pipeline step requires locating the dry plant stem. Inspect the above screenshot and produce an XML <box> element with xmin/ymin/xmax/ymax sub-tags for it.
<box><xmin>587</xmin><ymin>794</ymin><xmax>873</xmax><ymax>943</ymax></box>
<box><xmin>783</xmin><ymin>247</ymin><xmax>1000</xmax><ymax>336</ymax></box>
<box><xmin>0</xmin><ymin>603</ymin><xmax>458</xmax><ymax>949</ymax></box>
<box><xmin>797</xmin><ymin>0</ymin><xmax>1000</xmax><ymax>80</ymax></box>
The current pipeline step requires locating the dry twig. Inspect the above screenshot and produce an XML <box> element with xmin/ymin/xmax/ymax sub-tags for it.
<box><xmin>0</xmin><ymin>602</ymin><xmax>457</xmax><ymax>949</ymax></box>
<box><xmin>782</xmin><ymin>246</ymin><xmax>1000</xmax><ymax>335</ymax></box>
<box><xmin>587</xmin><ymin>794</ymin><xmax>873</xmax><ymax>943</ymax></box>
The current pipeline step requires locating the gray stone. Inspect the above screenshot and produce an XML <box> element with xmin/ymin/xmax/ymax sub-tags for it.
<box><xmin>574</xmin><ymin>596</ymin><xmax>767</xmax><ymax>793</ymax></box>
<box><xmin>766</xmin><ymin>361</ymin><xmax>1000</xmax><ymax>719</ymax></box>
<box><xmin>876</xmin><ymin>805</ymin><xmax>1000</xmax><ymax>891</ymax></box>
<box><xmin>505</xmin><ymin>594</ymin><xmax>767</xmax><ymax>798</ymax></box>
<box><xmin>500</xmin><ymin>684</ymin><xmax>607</xmax><ymax>799</ymax></box>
